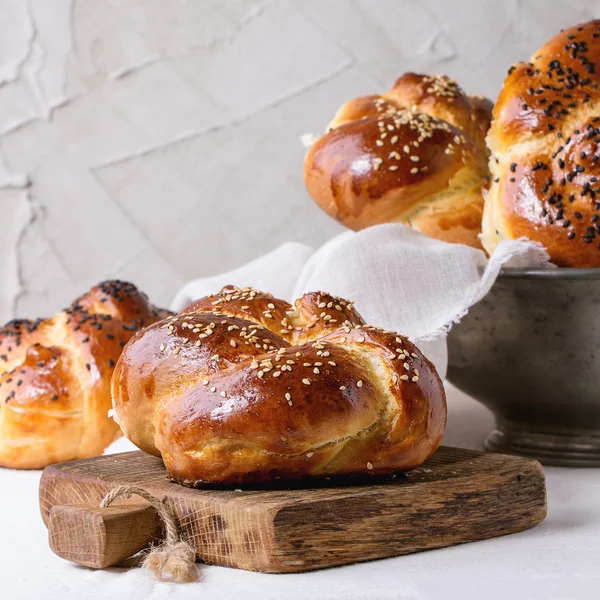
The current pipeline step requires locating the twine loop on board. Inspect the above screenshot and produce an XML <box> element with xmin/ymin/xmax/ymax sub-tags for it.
<box><xmin>100</xmin><ymin>485</ymin><xmax>198</xmax><ymax>583</ymax></box>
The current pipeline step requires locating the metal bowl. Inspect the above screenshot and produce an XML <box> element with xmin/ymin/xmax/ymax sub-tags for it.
<box><xmin>446</xmin><ymin>268</ymin><xmax>600</xmax><ymax>467</ymax></box>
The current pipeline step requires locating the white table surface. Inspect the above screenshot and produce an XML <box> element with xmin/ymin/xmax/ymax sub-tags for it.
<box><xmin>1</xmin><ymin>384</ymin><xmax>598</xmax><ymax>600</ymax></box>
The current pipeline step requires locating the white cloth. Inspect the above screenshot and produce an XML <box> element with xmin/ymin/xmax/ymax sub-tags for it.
<box><xmin>173</xmin><ymin>224</ymin><xmax>551</xmax><ymax>377</ymax></box>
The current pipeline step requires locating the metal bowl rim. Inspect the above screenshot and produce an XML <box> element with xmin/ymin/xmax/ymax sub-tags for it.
<box><xmin>498</xmin><ymin>267</ymin><xmax>600</xmax><ymax>279</ymax></box>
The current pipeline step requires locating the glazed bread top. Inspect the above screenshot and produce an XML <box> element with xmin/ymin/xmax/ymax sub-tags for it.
<box><xmin>304</xmin><ymin>73</ymin><xmax>492</xmax><ymax>249</ymax></box>
<box><xmin>483</xmin><ymin>20</ymin><xmax>600</xmax><ymax>266</ymax></box>
<box><xmin>112</xmin><ymin>286</ymin><xmax>447</xmax><ymax>486</ymax></box>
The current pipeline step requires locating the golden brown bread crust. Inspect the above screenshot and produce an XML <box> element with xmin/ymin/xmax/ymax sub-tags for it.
<box><xmin>304</xmin><ymin>73</ymin><xmax>492</xmax><ymax>249</ymax></box>
<box><xmin>0</xmin><ymin>281</ymin><xmax>169</xmax><ymax>469</ymax></box>
<box><xmin>483</xmin><ymin>20</ymin><xmax>600</xmax><ymax>266</ymax></box>
<box><xmin>112</xmin><ymin>286</ymin><xmax>446</xmax><ymax>486</ymax></box>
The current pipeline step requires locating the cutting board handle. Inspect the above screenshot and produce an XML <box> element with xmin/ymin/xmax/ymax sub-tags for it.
<box><xmin>47</xmin><ymin>501</ymin><xmax>164</xmax><ymax>568</ymax></box>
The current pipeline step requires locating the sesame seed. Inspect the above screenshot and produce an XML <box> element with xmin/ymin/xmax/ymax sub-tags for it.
<box><xmin>220</xmin><ymin>391</ymin><xmax>227</xmax><ymax>398</ymax></box>
<box><xmin>273</xmin><ymin>371</ymin><xmax>281</xmax><ymax>378</ymax></box>
<box><xmin>173</xmin><ymin>347</ymin><xmax>181</xmax><ymax>355</ymax></box>
<box><xmin>306</xmin><ymin>452</ymin><xmax>314</xmax><ymax>458</ymax></box>
<box><xmin>339</xmin><ymin>385</ymin><xmax>346</xmax><ymax>390</ymax></box>
<box><xmin>357</xmin><ymin>380</ymin><xmax>363</xmax><ymax>388</ymax></box>
<box><xmin>367</xmin><ymin>462</ymin><xmax>373</xmax><ymax>470</ymax></box>
<box><xmin>159</xmin><ymin>343</ymin><xmax>165</xmax><ymax>351</ymax></box>
<box><xmin>210</xmin><ymin>387</ymin><xmax>216</xmax><ymax>392</ymax></box>
<box><xmin>302</xmin><ymin>378</ymin><xmax>311</xmax><ymax>385</ymax></box>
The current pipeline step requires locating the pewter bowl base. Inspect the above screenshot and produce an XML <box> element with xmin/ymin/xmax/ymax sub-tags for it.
<box><xmin>485</xmin><ymin>421</ymin><xmax>600</xmax><ymax>467</ymax></box>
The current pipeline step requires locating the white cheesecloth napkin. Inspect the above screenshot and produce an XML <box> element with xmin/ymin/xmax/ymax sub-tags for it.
<box><xmin>172</xmin><ymin>223</ymin><xmax>551</xmax><ymax>378</ymax></box>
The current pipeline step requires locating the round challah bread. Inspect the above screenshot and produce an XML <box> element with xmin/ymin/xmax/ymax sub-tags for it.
<box><xmin>0</xmin><ymin>281</ymin><xmax>169</xmax><ymax>469</ymax></box>
<box><xmin>111</xmin><ymin>286</ymin><xmax>446</xmax><ymax>486</ymax></box>
<box><xmin>303</xmin><ymin>73</ymin><xmax>493</xmax><ymax>249</ymax></box>
<box><xmin>483</xmin><ymin>20</ymin><xmax>600</xmax><ymax>266</ymax></box>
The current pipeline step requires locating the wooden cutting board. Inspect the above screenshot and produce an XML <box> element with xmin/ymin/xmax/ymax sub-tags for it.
<box><xmin>39</xmin><ymin>446</ymin><xmax>546</xmax><ymax>574</ymax></box>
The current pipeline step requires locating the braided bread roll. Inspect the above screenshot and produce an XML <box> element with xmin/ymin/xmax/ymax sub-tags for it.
<box><xmin>0</xmin><ymin>281</ymin><xmax>169</xmax><ymax>469</ymax></box>
<box><xmin>483</xmin><ymin>20</ymin><xmax>600</xmax><ymax>266</ymax></box>
<box><xmin>111</xmin><ymin>286</ymin><xmax>446</xmax><ymax>486</ymax></box>
<box><xmin>304</xmin><ymin>73</ymin><xmax>492</xmax><ymax>249</ymax></box>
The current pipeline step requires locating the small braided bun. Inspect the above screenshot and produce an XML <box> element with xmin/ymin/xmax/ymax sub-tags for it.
<box><xmin>0</xmin><ymin>281</ymin><xmax>170</xmax><ymax>469</ymax></box>
<box><xmin>304</xmin><ymin>73</ymin><xmax>492</xmax><ymax>249</ymax></box>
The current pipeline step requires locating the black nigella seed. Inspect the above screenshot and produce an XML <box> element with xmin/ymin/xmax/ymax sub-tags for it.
<box><xmin>568</xmin><ymin>232</ymin><xmax>576</xmax><ymax>239</ymax></box>
<box><xmin>574</xmin><ymin>212</ymin><xmax>583</xmax><ymax>219</ymax></box>
<box><xmin>563</xmin><ymin>220</ymin><xmax>571</xmax><ymax>227</ymax></box>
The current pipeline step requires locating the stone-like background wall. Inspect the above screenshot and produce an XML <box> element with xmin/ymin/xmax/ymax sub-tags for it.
<box><xmin>1</xmin><ymin>0</ymin><xmax>597</xmax><ymax>320</ymax></box>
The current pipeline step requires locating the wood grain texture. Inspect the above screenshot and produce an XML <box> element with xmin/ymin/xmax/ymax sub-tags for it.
<box><xmin>39</xmin><ymin>447</ymin><xmax>547</xmax><ymax>573</ymax></box>
<box><xmin>48</xmin><ymin>503</ymin><xmax>162</xmax><ymax>568</ymax></box>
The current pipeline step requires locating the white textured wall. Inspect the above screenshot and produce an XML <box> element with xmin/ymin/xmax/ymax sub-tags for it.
<box><xmin>1</xmin><ymin>0</ymin><xmax>598</xmax><ymax>320</ymax></box>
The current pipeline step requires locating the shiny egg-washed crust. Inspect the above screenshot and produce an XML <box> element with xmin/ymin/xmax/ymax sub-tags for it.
<box><xmin>0</xmin><ymin>281</ymin><xmax>170</xmax><ymax>469</ymax></box>
<box><xmin>483</xmin><ymin>20</ymin><xmax>600</xmax><ymax>266</ymax></box>
<box><xmin>112</xmin><ymin>286</ymin><xmax>446</xmax><ymax>486</ymax></box>
<box><xmin>304</xmin><ymin>73</ymin><xmax>493</xmax><ymax>249</ymax></box>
